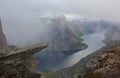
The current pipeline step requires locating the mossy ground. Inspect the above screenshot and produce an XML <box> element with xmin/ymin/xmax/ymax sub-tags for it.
<box><xmin>41</xmin><ymin>71</ymin><xmax>59</xmax><ymax>78</ymax></box>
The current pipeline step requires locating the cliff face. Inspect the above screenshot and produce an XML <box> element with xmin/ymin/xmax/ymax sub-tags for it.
<box><xmin>56</xmin><ymin>24</ymin><xmax>120</xmax><ymax>78</ymax></box>
<box><xmin>58</xmin><ymin>48</ymin><xmax>106</xmax><ymax>78</ymax></box>
<box><xmin>75</xmin><ymin>26</ymin><xmax>120</xmax><ymax>78</ymax></box>
<box><xmin>39</xmin><ymin>15</ymin><xmax>87</xmax><ymax>51</ymax></box>
<box><xmin>44</xmin><ymin>24</ymin><xmax>86</xmax><ymax>51</ymax></box>
<box><xmin>104</xmin><ymin>26</ymin><xmax>120</xmax><ymax>47</ymax></box>
<box><xmin>38</xmin><ymin>15</ymin><xmax>113</xmax><ymax>52</ymax></box>
<box><xmin>0</xmin><ymin>19</ymin><xmax>8</xmax><ymax>51</ymax></box>
<box><xmin>0</xmin><ymin>19</ymin><xmax>48</xmax><ymax>78</ymax></box>
<box><xmin>79</xmin><ymin>47</ymin><xmax>120</xmax><ymax>78</ymax></box>
<box><xmin>0</xmin><ymin>43</ymin><xmax>48</xmax><ymax>78</ymax></box>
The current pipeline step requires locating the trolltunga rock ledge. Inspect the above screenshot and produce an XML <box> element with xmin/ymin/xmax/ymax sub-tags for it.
<box><xmin>0</xmin><ymin>43</ymin><xmax>48</xmax><ymax>78</ymax></box>
<box><xmin>0</xmin><ymin>19</ymin><xmax>48</xmax><ymax>78</ymax></box>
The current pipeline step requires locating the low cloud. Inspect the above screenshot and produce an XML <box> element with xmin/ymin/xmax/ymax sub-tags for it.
<box><xmin>0</xmin><ymin>0</ymin><xmax>119</xmax><ymax>47</ymax></box>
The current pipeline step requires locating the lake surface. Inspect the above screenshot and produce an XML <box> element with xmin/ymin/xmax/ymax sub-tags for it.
<box><xmin>35</xmin><ymin>32</ymin><xmax>105</xmax><ymax>71</ymax></box>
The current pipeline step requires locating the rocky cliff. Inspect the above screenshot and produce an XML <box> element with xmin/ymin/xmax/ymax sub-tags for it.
<box><xmin>78</xmin><ymin>47</ymin><xmax>120</xmax><ymax>78</ymax></box>
<box><xmin>0</xmin><ymin>19</ymin><xmax>8</xmax><ymax>51</ymax></box>
<box><xmin>0</xmin><ymin>19</ymin><xmax>48</xmax><ymax>78</ymax></box>
<box><xmin>0</xmin><ymin>43</ymin><xmax>48</xmax><ymax>78</ymax></box>
<box><xmin>77</xmin><ymin>25</ymin><xmax>120</xmax><ymax>78</ymax></box>
<box><xmin>104</xmin><ymin>26</ymin><xmax>120</xmax><ymax>47</ymax></box>
<box><xmin>38</xmin><ymin>15</ymin><xmax>113</xmax><ymax>52</ymax></box>
<box><xmin>50</xmin><ymin>24</ymin><xmax>120</xmax><ymax>78</ymax></box>
<box><xmin>71</xmin><ymin>25</ymin><xmax>120</xmax><ymax>78</ymax></box>
<box><xmin>39</xmin><ymin>15</ymin><xmax>87</xmax><ymax>51</ymax></box>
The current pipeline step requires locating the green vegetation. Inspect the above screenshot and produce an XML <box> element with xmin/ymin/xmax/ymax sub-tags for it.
<box><xmin>74</xmin><ymin>31</ymin><xmax>84</xmax><ymax>41</ymax></box>
<box><xmin>41</xmin><ymin>71</ymin><xmax>59</xmax><ymax>78</ymax></box>
<box><xmin>67</xmin><ymin>62</ymin><xmax>89</xmax><ymax>77</ymax></box>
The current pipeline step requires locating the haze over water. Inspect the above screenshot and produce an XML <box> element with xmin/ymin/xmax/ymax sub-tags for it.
<box><xmin>36</xmin><ymin>32</ymin><xmax>105</xmax><ymax>71</ymax></box>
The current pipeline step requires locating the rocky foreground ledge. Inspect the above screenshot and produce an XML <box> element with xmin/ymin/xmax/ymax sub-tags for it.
<box><xmin>77</xmin><ymin>47</ymin><xmax>120</xmax><ymax>78</ymax></box>
<box><xmin>0</xmin><ymin>43</ymin><xmax>48</xmax><ymax>78</ymax></box>
<box><xmin>0</xmin><ymin>19</ymin><xmax>48</xmax><ymax>78</ymax></box>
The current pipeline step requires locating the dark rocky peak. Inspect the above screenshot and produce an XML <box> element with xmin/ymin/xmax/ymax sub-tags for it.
<box><xmin>0</xmin><ymin>19</ymin><xmax>8</xmax><ymax>53</ymax></box>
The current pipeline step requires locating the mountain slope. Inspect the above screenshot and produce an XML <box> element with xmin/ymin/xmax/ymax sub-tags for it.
<box><xmin>44</xmin><ymin>23</ymin><xmax>120</xmax><ymax>78</ymax></box>
<box><xmin>79</xmin><ymin>47</ymin><xmax>120</xmax><ymax>78</ymax></box>
<box><xmin>39</xmin><ymin>15</ymin><xmax>87</xmax><ymax>52</ymax></box>
<box><xmin>38</xmin><ymin>15</ymin><xmax>113</xmax><ymax>52</ymax></box>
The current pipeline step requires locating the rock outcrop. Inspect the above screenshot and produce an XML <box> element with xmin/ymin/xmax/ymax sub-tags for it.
<box><xmin>38</xmin><ymin>15</ymin><xmax>113</xmax><ymax>52</ymax></box>
<box><xmin>104</xmin><ymin>26</ymin><xmax>120</xmax><ymax>47</ymax></box>
<box><xmin>0</xmin><ymin>19</ymin><xmax>48</xmax><ymax>78</ymax></box>
<box><xmin>0</xmin><ymin>43</ymin><xmax>48</xmax><ymax>78</ymax></box>
<box><xmin>0</xmin><ymin>19</ymin><xmax>8</xmax><ymax>51</ymax></box>
<box><xmin>79</xmin><ymin>47</ymin><xmax>120</xmax><ymax>78</ymax></box>
<box><xmin>39</xmin><ymin>15</ymin><xmax>87</xmax><ymax>51</ymax></box>
<box><xmin>55</xmin><ymin>25</ymin><xmax>120</xmax><ymax>78</ymax></box>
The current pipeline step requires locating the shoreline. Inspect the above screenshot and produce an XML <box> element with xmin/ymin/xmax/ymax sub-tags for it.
<box><xmin>39</xmin><ymin>32</ymin><xmax>106</xmax><ymax>78</ymax></box>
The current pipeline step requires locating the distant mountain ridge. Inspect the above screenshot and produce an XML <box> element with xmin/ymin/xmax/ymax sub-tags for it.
<box><xmin>39</xmin><ymin>16</ymin><xmax>120</xmax><ymax>78</ymax></box>
<box><xmin>38</xmin><ymin>15</ymin><xmax>87</xmax><ymax>51</ymax></box>
<box><xmin>38</xmin><ymin>15</ymin><xmax>114</xmax><ymax>51</ymax></box>
<box><xmin>57</xmin><ymin>25</ymin><xmax>120</xmax><ymax>78</ymax></box>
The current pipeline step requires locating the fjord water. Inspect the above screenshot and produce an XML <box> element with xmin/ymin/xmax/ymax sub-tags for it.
<box><xmin>35</xmin><ymin>32</ymin><xmax>105</xmax><ymax>71</ymax></box>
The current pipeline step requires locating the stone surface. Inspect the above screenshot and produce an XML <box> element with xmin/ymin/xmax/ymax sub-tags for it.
<box><xmin>0</xmin><ymin>19</ymin><xmax>8</xmax><ymax>51</ymax></box>
<box><xmin>0</xmin><ymin>43</ymin><xmax>48</xmax><ymax>78</ymax></box>
<box><xmin>78</xmin><ymin>47</ymin><xmax>120</xmax><ymax>78</ymax></box>
<box><xmin>0</xmin><ymin>19</ymin><xmax>48</xmax><ymax>78</ymax></box>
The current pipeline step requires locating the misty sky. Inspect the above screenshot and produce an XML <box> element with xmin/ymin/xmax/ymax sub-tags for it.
<box><xmin>0</xmin><ymin>0</ymin><xmax>120</xmax><ymax>21</ymax></box>
<box><xmin>0</xmin><ymin>0</ymin><xmax>120</xmax><ymax>47</ymax></box>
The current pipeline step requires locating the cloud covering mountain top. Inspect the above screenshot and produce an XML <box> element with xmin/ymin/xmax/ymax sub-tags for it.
<box><xmin>0</xmin><ymin>0</ymin><xmax>120</xmax><ymax>22</ymax></box>
<box><xmin>0</xmin><ymin>0</ymin><xmax>119</xmax><ymax>47</ymax></box>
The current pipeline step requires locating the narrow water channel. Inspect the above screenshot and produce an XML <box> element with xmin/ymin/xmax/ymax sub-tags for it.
<box><xmin>35</xmin><ymin>32</ymin><xmax>105</xmax><ymax>71</ymax></box>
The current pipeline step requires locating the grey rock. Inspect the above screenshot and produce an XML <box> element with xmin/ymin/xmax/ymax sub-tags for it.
<box><xmin>0</xmin><ymin>19</ymin><xmax>48</xmax><ymax>78</ymax></box>
<box><xmin>0</xmin><ymin>19</ymin><xmax>8</xmax><ymax>53</ymax></box>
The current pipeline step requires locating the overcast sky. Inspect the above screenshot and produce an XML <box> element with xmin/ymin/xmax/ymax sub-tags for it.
<box><xmin>0</xmin><ymin>0</ymin><xmax>120</xmax><ymax>47</ymax></box>
<box><xmin>0</xmin><ymin>0</ymin><xmax>120</xmax><ymax>22</ymax></box>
